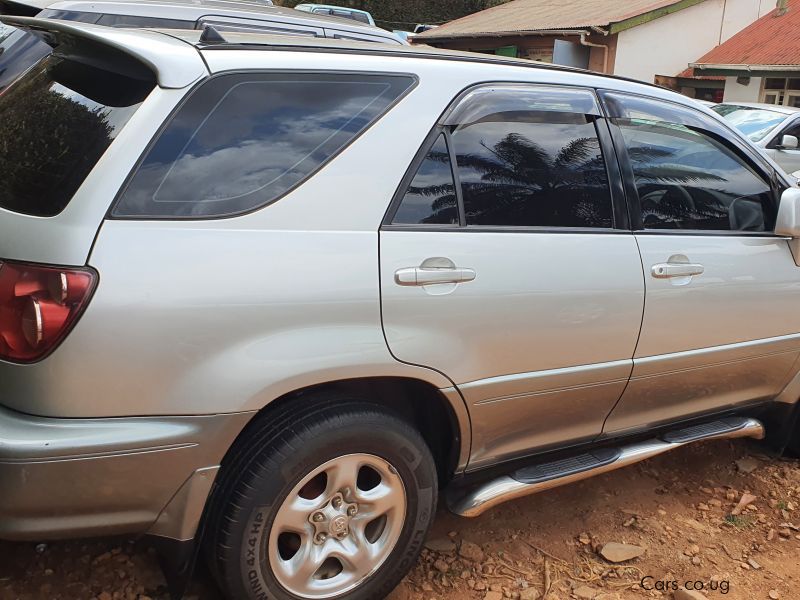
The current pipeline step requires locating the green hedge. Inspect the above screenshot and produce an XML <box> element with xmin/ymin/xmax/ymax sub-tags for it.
<box><xmin>275</xmin><ymin>0</ymin><xmax>510</xmax><ymax>29</ymax></box>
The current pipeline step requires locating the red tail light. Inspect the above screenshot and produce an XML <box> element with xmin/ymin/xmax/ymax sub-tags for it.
<box><xmin>0</xmin><ymin>261</ymin><xmax>97</xmax><ymax>363</ymax></box>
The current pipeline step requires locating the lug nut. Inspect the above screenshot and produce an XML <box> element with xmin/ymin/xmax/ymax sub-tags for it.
<box><xmin>332</xmin><ymin>496</ymin><xmax>343</xmax><ymax>509</ymax></box>
<box><xmin>315</xmin><ymin>533</ymin><xmax>328</xmax><ymax>543</ymax></box>
<box><xmin>347</xmin><ymin>506</ymin><xmax>358</xmax><ymax>516</ymax></box>
<box><xmin>312</xmin><ymin>512</ymin><xmax>325</xmax><ymax>523</ymax></box>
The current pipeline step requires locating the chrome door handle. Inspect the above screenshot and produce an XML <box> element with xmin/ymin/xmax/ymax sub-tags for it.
<box><xmin>395</xmin><ymin>267</ymin><xmax>476</xmax><ymax>286</ymax></box>
<box><xmin>651</xmin><ymin>262</ymin><xmax>705</xmax><ymax>279</ymax></box>
<box><xmin>395</xmin><ymin>257</ymin><xmax>476</xmax><ymax>286</ymax></box>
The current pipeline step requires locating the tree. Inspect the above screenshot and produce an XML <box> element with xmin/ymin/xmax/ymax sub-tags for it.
<box><xmin>0</xmin><ymin>60</ymin><xmax>114</xmax><ymax>215</ymax></box>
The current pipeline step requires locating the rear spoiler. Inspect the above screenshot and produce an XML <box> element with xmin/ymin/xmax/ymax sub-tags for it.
<box><xmin>0</xmin><ymin>15</ymin><xmax>207</xmax><ymax>88</ymax></box>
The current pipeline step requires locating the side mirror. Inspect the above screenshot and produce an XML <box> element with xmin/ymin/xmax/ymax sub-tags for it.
<box><xmin>776</xmin><ymin>187</ymin><xmax>800</xmax><ymax>237</ymax></box>
<box><xmin>776</xmin><ymin>187</ymin><xmax>800</xmax><ymax>266</ymax></box>
<box><xmin>779</xmin><ymin>134</ymin><xmax>799</xmax><ymax>150</ymax></box>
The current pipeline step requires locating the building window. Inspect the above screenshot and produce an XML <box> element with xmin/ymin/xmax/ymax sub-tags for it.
<box><xmin>760</xmin><ymin>78</ymin><xmax>800</xmax><ymax>108</ymax></box>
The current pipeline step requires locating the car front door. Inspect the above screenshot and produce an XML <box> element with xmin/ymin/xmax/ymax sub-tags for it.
<box><xmin>765</xmin><ymin>118</ymin><xmax>800</xmax><ymax>174</ymax></box>
<box><xmin>600</xmin><ymin>91</ymin><xmax>800</xmax><ymax>436</ymax></box>
<box><xmin>379</xmin><ymin>84</ymin><xmax>645</xmax><ymax>469</ymax></box>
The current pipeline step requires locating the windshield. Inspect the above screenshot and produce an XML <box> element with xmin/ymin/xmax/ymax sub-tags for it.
<box><xmin>712</xmin><ymin>104</ymin><xmax>788</xmax><ymax>142</ymax></box>
<box><xmin>0</xmin><ymin>54</ymin><xmax>153</xmax><ymax>216</ymax></box>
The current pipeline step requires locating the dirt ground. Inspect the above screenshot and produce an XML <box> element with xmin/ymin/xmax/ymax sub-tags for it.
<box><xmin>1</xmin><ymin>439</ymin><xmax>798</xmax><ymax>600</ymax></box>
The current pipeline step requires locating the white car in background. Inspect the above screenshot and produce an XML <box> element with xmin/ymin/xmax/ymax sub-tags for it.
<box><xmin>295</xmin><ymin>3</ymin><xmax>375</xmax><ymax>25</ymax></box>
<box><xmin>713</xmin><ymin>102</ymin><xmax>800</xmax><ymax>175</ymax></box>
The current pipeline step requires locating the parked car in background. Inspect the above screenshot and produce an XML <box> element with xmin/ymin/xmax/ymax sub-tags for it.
<box><xmin>0</xmin><ymin>0</ymin><xmax>403</xmax><ymax>92</ymax></box>
<box><xmin>414</xmin><ymin>23</ymin><xmax>438</xmax><ymax>33</ymax></box>
<box><xmin>393</xmin><ymin>29</ymin><xmax>411</xmax><ymax>42</ymax></box>
<box><xmin>3</xmin><ymin>13</ymin><xmax>800</xmax><ymax>600</ymax></box>
<box><xmin>714</xmin><ymin>102</ymin><xmax>800</xmax><ymax>174</ymax></box>
<box><xmin>295</xmin><ymin>3</ymin><xmax>375</xmax><ymax>26</ymax></box>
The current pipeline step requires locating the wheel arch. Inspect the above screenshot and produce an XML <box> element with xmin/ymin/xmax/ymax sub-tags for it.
<box><xmin>230</xmin><ymin>376</ymin><xmax>470</xmax><ymax>482</ymax></box>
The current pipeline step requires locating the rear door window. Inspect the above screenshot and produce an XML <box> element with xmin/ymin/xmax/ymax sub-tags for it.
<box><xmin>0</xmin><ymin>55</ymin><xmax>154</xmax><ymax>217</ymax></box>
<box><xmin>390</xmin><ymin>85</ymin><xmax>615</xmax><ymax>229</ymax></box>
<box><xmin>113</xmin><ymin>72</ymin><xmax>415</xmax><ymax>219</ymax></box>
<box><xmin>392</xmin><ymin>134</ymin><xmax>458</xmax><ymax>225</ymax></box>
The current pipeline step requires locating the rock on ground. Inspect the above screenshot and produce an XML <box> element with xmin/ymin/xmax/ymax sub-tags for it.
<box><xmin>599</xmin><ymin>542</ymin><xmax>646</xmax><ymax>563</ymax></box>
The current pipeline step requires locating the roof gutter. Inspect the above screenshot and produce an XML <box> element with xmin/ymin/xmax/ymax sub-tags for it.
<box><xmin>416</xmin><ymin>28</ymin><xmax>592</xmax><ymax>42</ymax></box>
<box><xmin>691</xmin><ymin>62</ymin><xmax>800</xmax><ymax>76</ymax></box>
<box><xmin>692</xmin><ymin>63</ymin><xmax>800</xmax><ymax>71</ymax></box>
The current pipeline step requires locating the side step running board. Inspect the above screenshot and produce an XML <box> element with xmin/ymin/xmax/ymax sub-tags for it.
<box><xmin>448</xmin><ymin>417</ymin><xmax>764</xmax><ymax>518</ymax></box>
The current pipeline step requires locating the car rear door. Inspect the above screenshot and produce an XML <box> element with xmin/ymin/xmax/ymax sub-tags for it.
<box><xmin>379</xmin><ymin>84</ymin><xmax>645</xmax><ymax>469</ymax></box>
<box><xmin>600</xmin><ymin>91</ymin><xmax>800</xmax><ymax>436</ymax></box>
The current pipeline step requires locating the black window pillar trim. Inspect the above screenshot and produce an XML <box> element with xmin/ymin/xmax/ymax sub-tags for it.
<box><xmin>443</xmin><ymin>127</ymin><xmax>467</xmax><ymax>227</ymax></box>
<box><xmin>602</xmin><ymin>117</ymin><xmax>644</xmax><ymax>231</ymax></box>
<box><xmin>594</xmin><ymin>115</ymin><xmax>631</xmax><ymax>231</ymax></box>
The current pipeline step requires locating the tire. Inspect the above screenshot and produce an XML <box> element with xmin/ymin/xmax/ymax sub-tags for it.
<box><xmin>205</xmin><ymin>395</ymin><xmax>438</xmax><ymax>600</ymax></box>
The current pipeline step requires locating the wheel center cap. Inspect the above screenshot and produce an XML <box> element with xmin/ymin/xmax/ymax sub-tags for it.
<box><xmin>309</xmin><ymin>492</ymin><xmax>359</xmax><ymax>543</ymax></box>
<box><xmin>330</xmin><ymin>515</ymin><xmax>349</xmax><ymax>536</ymax></box>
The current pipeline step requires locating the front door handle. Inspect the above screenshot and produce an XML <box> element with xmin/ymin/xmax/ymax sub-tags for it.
<box><xmin>395</xmin><ymin>257</ymin><xmax>476</xmax><ymax>286</ymax></box>
<box><xmin>651</xmin><ymin>262</ymin><xmax>705</xmax><ymax>279</ymax></box>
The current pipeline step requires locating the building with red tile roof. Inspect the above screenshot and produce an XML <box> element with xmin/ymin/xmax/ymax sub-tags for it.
<box><xmin>414</xmin><ymin>0</ymin><xmax>772</xmax><ymax>101</ymax></box>
<box><xmin>687</xmin><ymin>0</ymin><xmax>800</xmax><ymax>107</ymax></box>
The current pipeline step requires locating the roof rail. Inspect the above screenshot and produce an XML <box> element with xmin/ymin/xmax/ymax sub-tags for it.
<box><xmin>0</xmin><ymin>15</ymin><xmax>207</xmax><ymax>88</ymax></box>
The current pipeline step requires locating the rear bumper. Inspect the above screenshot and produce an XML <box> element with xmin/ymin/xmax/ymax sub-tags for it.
<box><xmin>0</xmin><ymin>405</ymin><xmax>253</xmax><ymax>541</ymax></box>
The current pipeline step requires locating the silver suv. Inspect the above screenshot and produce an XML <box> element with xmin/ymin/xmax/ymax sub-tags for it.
<box><xmin>1</xmin><ymin>16</ymin><xmax>800</xmax><ymax>600</ymax></box>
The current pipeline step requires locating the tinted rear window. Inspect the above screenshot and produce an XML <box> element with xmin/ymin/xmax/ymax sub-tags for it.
<box><xmin>113</xmin><ymin>72</ymin><xmax>415</xmax><ymax>218</ymax></box>
<box><xmin>0</xmin><ymin>56</ymin><xmax>153</xmax><ymax>217</ymax></box>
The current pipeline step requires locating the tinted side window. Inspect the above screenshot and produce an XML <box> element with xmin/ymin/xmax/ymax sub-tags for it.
<box><xmin>114</xmin><ymin>73</ymin><xmax>414</xmax><ymax>218</ymax></box>
<box><xmin>393</xmin><ymin>134</ymin><xmax>458</xmax><ymax>225</ymax></box>
<box><xmin>607</xmin><ymin>94</ymin><xmax>773</xmax><ymax>231</ymax></box>
<box><xmin>452</xmin><ymin>111</ymin><xmax>613</xmax><ymax>228</ymax></box>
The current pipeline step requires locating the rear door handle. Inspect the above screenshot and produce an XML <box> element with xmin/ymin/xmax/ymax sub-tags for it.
<box><xmin>651</xmin><ymin>262</ymin><xmax>705</xmax><ymax>279</ymax></box>
<box><xmin>395</xmin><ymin>257</ymin><xmax>476</xmax><ymax>286</ymax></box>
<box><xmin>395</xmin><ymin>267</ymin><xmax>476</xmax><ymax>286</ymax></box>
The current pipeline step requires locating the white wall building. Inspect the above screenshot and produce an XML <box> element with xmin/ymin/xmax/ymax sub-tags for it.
<box><xmin>614</xmin><ymin>0</ymin><xmax>773</xmax><ymax>83</ymax></box>
<box><xmin>690</xmin><ymin>0</ymin><xmax>800</xmax><ymax>107</ymax></box>
<box><xmin>417</xmin><ymin>0</ymin><xmax>775</xmax><ymax>102</ymax></box>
